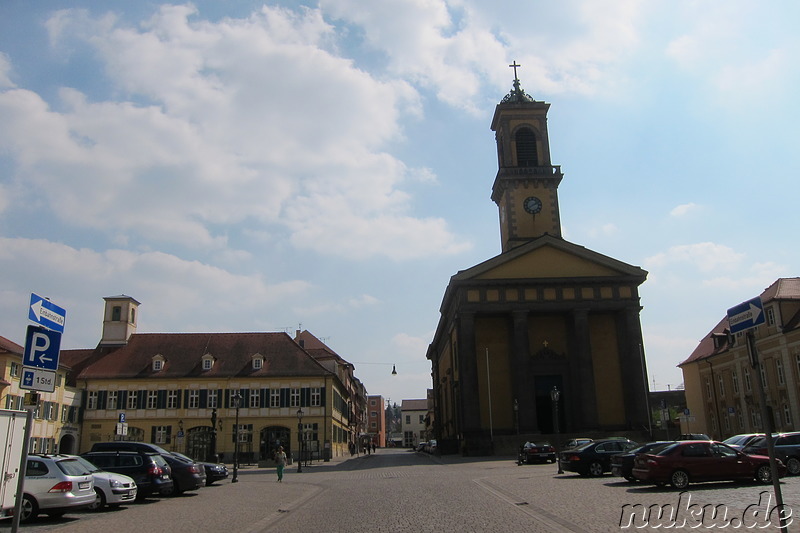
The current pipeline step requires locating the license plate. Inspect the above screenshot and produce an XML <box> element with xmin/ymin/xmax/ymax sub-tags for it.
<box><xmin>79</xmin><ymin>482</ymin><xmax>90</xmax><ymax>490</ymax></box>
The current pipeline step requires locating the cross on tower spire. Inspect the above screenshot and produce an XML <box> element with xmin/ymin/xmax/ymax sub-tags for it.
<box><xmin>509</xmin><ymin>61</ymin><xmax>521</xmax><ymax>82</ymax></box>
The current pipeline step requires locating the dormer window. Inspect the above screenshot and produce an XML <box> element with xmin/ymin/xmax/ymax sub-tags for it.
<box><xmin>152</xmin><ymin>354</ymin><xmax>166</xmax><ymax>372</ymax></box>
<box><xmin>252</xmin><ymin>354</ymin><xmax>264</xmax><ymax>370</ymax></box>
<box><xmin>201</xmin><ymin>353</ymin><xmax>214</xmax><ymax>371</ymax></box>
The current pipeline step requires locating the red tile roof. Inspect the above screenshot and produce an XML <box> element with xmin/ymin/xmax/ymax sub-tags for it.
<box><xmin>0</xmin><ymin>336</ymin><xmax>23</xmax><ymax>355</ymax></box>
<box><xmin>66</xmin><ymin>332</ymin><xmax>332</xmax><ymax>380</ymax></box>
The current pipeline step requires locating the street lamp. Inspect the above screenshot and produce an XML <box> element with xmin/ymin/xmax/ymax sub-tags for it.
<box><xmin>232</xmin><ymin>392</ymin><xmax>242</xmax><ymax>483</ymax></box>
<box><xmin>210</xmin><ymin>408</ymin><xmax>218</xmax><ymax>462</ymax></box>
<box><xmin>550</xmin><ymin>386</ymin><xmax>563</xmax><ymax>474</ymax></box>
<box><xmin>513</xmin><ymin>399</ymin><xmax>519</xmax><ymax>435</ymax></box>
<box><xmin>296</xmin><ymin>408</ymin><xmax>304</xmax><ymax>473</ymax></box>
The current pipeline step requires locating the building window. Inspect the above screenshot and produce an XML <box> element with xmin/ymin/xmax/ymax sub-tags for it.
<box><xmin>419</xmin><ymin>415</ymin><xmax>424</xmax><ymax>424</ymax></box>
<box><xmin>371</xmin><ymin>422</ymin><xmax>377</xmax><ymax>428</ymax></box>
<box><xmin>253</xmin><ymin>357</ymin><xmax>263</xmax><ymax>370</ymax></box>
<box><xmin>147</xmin><ymin>390</ymin><xmax>158</xmax><ymax>409</ymax></box>
<box><xmin>153</xmin><ymin>360</ymin><xmax>163</xmax><ymax>371</ymax></box>
<box><xmin>112</xmin><ymin>306</ymin><xmax>121</xmax><ymax>321</ymax></box>
<box><xmin>767</xmin><ymin>307</ymin><xmax>775</xmax><ymax>326</ymax></box>
<box><xmin>202</xmin><ymin>356</ymin><xmax>213</xmax><ymax>371</ymax></box>
<box><xmin>732</xmin><ymin>371</ymin><xmax>739</xmax><ymax>394</ymax></box>
<box><xmin>270</xmin><ymin>389</ymin><xmax>280</xmax><ymax>408</ymax></box>
<box><xmin>405</xmin><ymin>415</ymin><xmax>410</xmax><ymax>424</ymax></box>
<box><xmin>108</xmin><ymin>391</ymin><xmax>118</xmax><ymax>410</ymax></box>
<box><xmin>705</xmin><ymin>378</ymin><xmax>712</xmax><ymax>400</ymax></box>
<box><xmin>249</xmin><ymin>391</ymin><xmax>259</xmax><ymax>408</ymax></box>
<box><xmin>515</xmin><ymin>127</ymin><xmax>538</xmax><ymax>167</ymax></box>
<box><xmin>776</xmin><ymin>359</ymin><xmax>786</xmax><ymax>386</ymax></box>
<box><xmin>127</xmin><ymin>392</ymin><xmax>138</xmax><ymax>409</ymax></box>
<box><xmin>154</xmin><ymin>426</ymin><xmax>171</xmax><ymax>444</ymax></box>
<box><xmin>737</xmin><ymin>410</ymin><xmax>744</xmax><ymax>430</ymax></box>
<box><xmin>311</xmin><ymin>388</ymin><xmax>321</xmax><ymax>407</ymax></box>
<box><xmin>744</xmin><ymin>368</ymin><xmax>752</xmax><ymax>392</ymax></box>
<box><xmin>208</xmin><ymin>389</ymin><xmax>218</xmax><ymax>408</ymax></box>
<box><xmin>290</xmin><ymin>389</ymin><xmax>300</xmax><ymax>407</ymax></box>
<box><xmin>9</xmin><ymin>362</ymin><xmax>20</xmax><ymax>377</ymax></box>
<box><xmin>718</xmin><ymin>375</ymin><xmax>725</xmax><ymax>397</ymax></box>
<box><xmin>87</xmin><ymin>391</ymin><xmax>98</xmax><ymax>410</ymax></box>
<box><xmin>723</xmin><ymin>412</ymin><xmax>730</xmax><ymax>432</ymax></box>
<box><xmin>784</xmin><ymin>404</ymin><xmax>792</xmax><ymax>426</ymax></box>
<box><xmin>188</xmin><ymin>390</ymin><xmax>199</xmax><ymax>409</ymax></box>
<box><xmin>167</xmin><ymin>390</ymin><xmax>178</xmax><ymax>409</ymax></box>
<box><xmin>760</xmin><ymin>365</ymin><xmax>768</xmax><ymax>390</ymax></box>
<box><xmin>370</xmin><ymin>411</ymin><xmax>377</xmax><ymax>418</ymax></box>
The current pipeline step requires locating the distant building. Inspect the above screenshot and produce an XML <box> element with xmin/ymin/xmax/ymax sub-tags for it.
<box><xmin>679</xmin><ymin>278</ymin><xmax>800</xmax><ymax>439</ymax></box>
<box><xmin>366</xmin><ymin>395</ymin><xmax>385</xmax><ymax>447</ymax></box>
<box><xmin>427</xmin><ymin>70</ymin><xmax>650</xmax><ymax>455</ymax></box>
<box><xmin>59</xmin><ymin>296</ymin><xmax>361</xmax><ymax>462</ymax></box>
<box><xmin>401</xmin><ymin>399</ymin><xmax>428</xmax><ymax>447</ymax></box>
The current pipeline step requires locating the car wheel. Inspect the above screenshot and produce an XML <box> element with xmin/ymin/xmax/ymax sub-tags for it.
<box><xmin>164</xmin><ymin>480</ymin><xmax>182</xmax><ymax>496</ymax></box>
<box><xmin>756</xmin><ymin>464</ymin><xmax>772</xmax><ymax>484</ymax></box>
<box><xmin>88</xmin><ymin>487</ymin><xmax>106</xmax><ymax>511</ymax></box>
<box><xmin>786</xmin><ymin>457</ymin><xmax>800</xmax><ymax>475</ymax></box>
<box><xmin>588</xmin><ymin>462</ymin><xmax>604</xmax><ymax>477</ymax></box>
<box><xmin>20</xmin><ymin>494</ymin><xmax>38</xmax><ymax>523</ymax></box>
<box><xmin>624</xmin><ymin>475</ymin><xmax>636</xmax><ymax>482</ymax></box>
<box><xmin>670</xmin><ymin>470</ymin><xmax>690</xmax><ymax>490</ymax></box>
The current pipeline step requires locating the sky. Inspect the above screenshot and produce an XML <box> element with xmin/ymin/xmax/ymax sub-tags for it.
<box><xmin>1</xmin><ymin>1</ymin><xmax>799</xmax><ymax>405</ymax></box>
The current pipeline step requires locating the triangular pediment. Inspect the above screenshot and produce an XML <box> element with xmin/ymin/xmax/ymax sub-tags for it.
<box><xmin>454</xmin><ymin>235</ymin><xmax>647</xmax><ymax>282</ymax></box>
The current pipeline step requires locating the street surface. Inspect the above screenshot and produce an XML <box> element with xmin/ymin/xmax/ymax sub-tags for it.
<box><xmin>4</xmin><ymin>448</ymin><xmax>799</xmax><ymax>532</ymax></box>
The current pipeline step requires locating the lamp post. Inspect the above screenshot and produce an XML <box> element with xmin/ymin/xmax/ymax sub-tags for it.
<box><xmin>550</xmin><ymin>386</ymin><xmax>563</xmax><ymax>474</ymax></box>
<box><xmin>232</xmin><ymin>392</ymin><xmax>242</xmax><ymax>483</ymax></box>
<box><xmin>296</xmin><ymin>408</ymin><xmax>304</xmax><ymax>473</ymax></box>
<box><xmin>210</xmin><ymin>408</ymin><xmax>218</xmax><ymax>462</ymax></box>
<box><xmin>513</xmin><ymin>399</ymin><xmax>519</xmax><ymax>435</ymax></box>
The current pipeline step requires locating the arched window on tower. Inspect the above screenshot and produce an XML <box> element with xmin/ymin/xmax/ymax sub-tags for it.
<box><xmin>515</xmin><ymin>127</ymin><xmax>538</xmax><ymax>167</ymax></box>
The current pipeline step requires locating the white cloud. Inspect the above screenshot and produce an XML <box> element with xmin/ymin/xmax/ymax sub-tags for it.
<box><xmin>588</xmin><ymin>222</ymin><xmax>617</xmax><ymax>238</ymax></box>
<box><xmin>0</xmin><ymin>53</ymin><xmax>13</xmax><ymax>88</ymax></box>
<box><xmin>669</xmin><ymin>203</ymin><xmax>700</xmax><ymax>217</ymax></box>
<box><xmin>645</xmin><ymin>242</ymin><xmax>745</xmax><ymax>273</ymax></box>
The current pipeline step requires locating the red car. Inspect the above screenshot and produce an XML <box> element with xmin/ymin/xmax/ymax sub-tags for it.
<box><xmin>632</xmin><ymin>440</ymin><xmax>785</xmax><ymax>490</ymax></box>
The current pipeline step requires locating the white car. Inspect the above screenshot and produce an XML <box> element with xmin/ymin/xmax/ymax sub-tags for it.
<box><xmin>72</xmin><ymin>455</ymin><xmax>137</xmax><ymax>510</ymax></box>
<box><xmin>20</xmin><ymin>454</ymin><xmax>96</xmax><ymax>522</ymax></box>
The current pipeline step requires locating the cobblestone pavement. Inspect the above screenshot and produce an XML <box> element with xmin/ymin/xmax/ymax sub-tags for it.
<box><xmin>5</xmin><ymin>449</ymin><xmax>799</xmax><ymax>532</ymax></box>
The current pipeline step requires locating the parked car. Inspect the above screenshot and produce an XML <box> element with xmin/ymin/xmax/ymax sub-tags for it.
<box><xmin>89</xmin><ymin>441</ymin><xmax>204</xmax><ymax>495</ymax></box>
<box><xmin>743</xmin><ymin>432</ymin><xmax>800</xmax><ymax>475</ymax></box>
<box><xmin>677</xmin><ymin>433</ymin><xmax>710</xmax><ymax>440</ymax></box>
<box><xmin>611</xmin><ymin>441</ymin><xmax>674</xmax><ymax>481</ymax></box>
<box><xmin>415</xmin><ymin>441</ymin><xmax>427</xmax><ymax>452</ymax></box>
<box><xmin>20</xmin><ymin>454</ymin><xmax>96</xmax><ymax>522</ymax></box>
<box><xmin>424</xmin><ymin>440</ymin><xmax>438</xmax><ymax>454</ymax></box>
<box><xmin>172</xmin><ymin>452</ymin><xmax>223</xmax><ymax>486</ymax></box>
<box><xmin>559</xmin><ymin>438</ymin><xmax>638</xmax><ymax>476</ymax></box>
<box><xmin>81</xmin><ymin>450</ymin><xmax>173</xmax><ymax>500</ymax></box>
<box><xmin>71</xmin><ymin>455</ymin><xmax>137</xmax><ymax>510</ymax></box>
<box><xmin>632</xmin><ymin>440</ymin><xmax>785</xmax><ymax>489</ymax></box>
<box><xmin>518</xmin><ymin>441</ymin><xmax>556</xmax><ymax>465</ymax></box>
<box><xmin>722</xmin><ymin>433</ymin><xmax>763</xmax><ymax>451</ymax></box>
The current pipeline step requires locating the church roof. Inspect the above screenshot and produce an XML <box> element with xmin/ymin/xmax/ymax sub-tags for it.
<box><xmin>64</xmin><ymin>331</ymin><xmax>331</xmax><ymax>380</ymax></box>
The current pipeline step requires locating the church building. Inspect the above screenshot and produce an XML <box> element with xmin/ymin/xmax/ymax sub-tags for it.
<box><xmin>426</xmin><ymin>67</ymin><xmax>651</xmax><ymax>455</ymax></box>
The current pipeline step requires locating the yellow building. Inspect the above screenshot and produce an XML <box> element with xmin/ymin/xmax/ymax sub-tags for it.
<box><xmin>0</xmin><ymin>336</ymin><xmax>82</xmax><ymax>454</ymax></box>
<box><xmin>427</xmin><ymin>70</ymin><xmax>650</xmax><ymax>455</ymax></box>
<box><xmin>679</xmin><ymin>278</ymin><xmax>800</xmax><ymax>440</ymax></box>
<box><xmin>61</xmin><ymin>296</ymin><xmax>356</xmax><ymax>462</ymax></box>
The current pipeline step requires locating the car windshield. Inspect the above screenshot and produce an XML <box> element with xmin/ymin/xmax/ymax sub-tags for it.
<box><xmin>573</xmin><ymin>441</ymin><xmax>594</xmax><ymax>451</ymax></box>
<box><xmin>71</xmin><ymin>455</ymin><xmax>102</xmax><ymax>474</ymax></box>
<box><xmin>56</xmin><ymin>458</ymin><xmax>92</xmax><ymax>477</ymax></box>
<box><xmin>171</xmin><ymin>452</ymin><xmax>194</xmax><ymax>462</ymax></box>
<box><xmin>653</xmin><ymin>443</ymin><xmax>681</xmax><ymax>456</ymax></box>
<box><xmin>151</xmin><ymin>454</ymin><xmax>169</xmax><ymax>467</ymax></box>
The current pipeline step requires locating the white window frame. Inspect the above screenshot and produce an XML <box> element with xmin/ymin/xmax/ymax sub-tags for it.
<box><xmin>776</xmin><ymin>359</ymin><xmax>785</xmax><ymax>386</ymax></box>
<box><xmin>732</xmin><ymin>370</ymin><xmax>739</xmax><ymax>394</ymax></box>
<box><xmin>311</xmin><ymin>388</ymin><xmax>321</xmax><ymax>407</ymax></box>
<box><xmin>87</xmin><ymin>391</ymin><xmax>98</xmax><ymax>410</ymax></box>
<box><xmin>188</xmin><ymin>390</ymin><xmax>199</xmax><ymax>409</ymax></box>
<box><xmin>167</xmin><ymin>390</ymin><xmax>178</xmax><ymax>409</ymax></box>
<box><xmin>253</xmin><ymin>357</ymin><xmax>263</xmax><ymax>370</ymax></box>
<box><xmin>270</xmin><ymin>389</ymin><xmax>280</xmax><ymax>408</ymax></box>
<box><xmin>208</xmin><ymin>389</ymin><xmax>218</xmax><ymax>408</ymax></box>
<box><xmin>290</xmin><ymin>388</ymin><xmax>300</xmax><ymax>407</ymax></box>
<box><xmin>154</xmin><ymin>426</ymin><xmax>170</xmax><ymax>444</ymax></box>
<box><xmin>718</xmin><ymin>375</ymin><xmax>725</xmax><ymax>397</ymax></box>
<box><xmin>127</xmin><ymin>391</ymin><xmax>138</xmax><ymax>410</ymax></box>
<box><xmin>249</xmin><ymin>391</ymin><xmax>259</xmax><ymax>408</ymax></box>
<box><xmin>147</xmin><ymin>390</ymin><xmax>158</xmax><ymax>409</ymax></box>
<box><xmin>107</xmin><ymin>390</ymin><xmax>118</xmax><ymax>410</ymax></box>
<box><xmin>202</xmin><ymin>357</ymin><xmax>213</xmax><ymax>371</ymax></box>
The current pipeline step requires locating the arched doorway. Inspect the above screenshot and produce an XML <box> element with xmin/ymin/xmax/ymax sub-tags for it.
<box><xmin>261</xmin><ymin>426</ymin><xmax>291</xmax><ymax>461</ymax></box>
<box><xmin>58</xmin><ymin>434</ymin><xmax>76</xmax><ymax>454</ymax></box>
<box><xmin>186</xmin><ymin>426</ymin><xmax>214</xmax><ymax>460</ymax></box>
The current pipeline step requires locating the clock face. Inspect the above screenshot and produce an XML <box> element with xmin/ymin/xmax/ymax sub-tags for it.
<box><xmin>523</xmin><ymin>196</ymin><xmax>543</xmax><ymax>214</ymax></box>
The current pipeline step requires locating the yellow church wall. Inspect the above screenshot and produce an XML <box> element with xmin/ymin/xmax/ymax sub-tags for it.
<box><xmin>476</xmin><ymin>246</ymin><xmax>619</xmax><ymax>279</ymax></box>
<box><xmin>588</xmin><ymin>314</ymin><xmax>625</xmax><ymax>426</ymax></box>
<box><xmin>528</xmin><ymin>315</ymin><xmax>568</xmax><ymax>358</ymax></box>
<box><xmin>474</xmin><ymin>317</ymin><xmax>513</xmax><ymax>431</ymax></box>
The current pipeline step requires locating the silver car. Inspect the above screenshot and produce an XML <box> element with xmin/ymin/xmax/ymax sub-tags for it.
<box><xmin>72</xmin><ymin>455</ymin><xmax>137</xmax><ymax>510</ymax></box>
<box><xmin>21</xmin><ymin>454</ymin><xmax>96</xmax><ymax>522</ymax></box>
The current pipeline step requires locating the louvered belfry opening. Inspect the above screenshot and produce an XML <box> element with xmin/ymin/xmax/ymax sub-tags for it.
<box><xmin>515</xmin><ymin>127</ymin><xmax>538</xmax><ymax>167</ymax></box>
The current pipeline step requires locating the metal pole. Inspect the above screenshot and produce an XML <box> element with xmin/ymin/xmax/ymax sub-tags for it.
<box><xmin>485</xmin><ymin>348</ymin><xmax>493</xmax><ymax>443</ymax></box>
<box><xmin>11</xmin><ymin>405</ymin><xmax>34</xmax><ymax>533</ymax></box>
<box><xmin>747</xmin><ymin>331</ymin><xmax>788</xmax><ymax>533</ymax></box>
<box><xmin>232</xmin><ymin>398</ymin><xmax>240</xmax><ymax>483</ymax></box>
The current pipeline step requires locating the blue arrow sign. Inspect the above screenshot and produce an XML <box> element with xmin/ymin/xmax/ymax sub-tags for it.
<box><xmin>28</xmin><ymin>293</ymin><xmax>66</xmax><ymax>333</ymax></box>
<box><xmin>727</xmin><ymin>296</ymin><xmax>765</xmax><ymax>334</ymax></box>
<box><xmin>23</xmin><ymin>325</ymin><xmax>61</xmax><ymax>371</ymax></box>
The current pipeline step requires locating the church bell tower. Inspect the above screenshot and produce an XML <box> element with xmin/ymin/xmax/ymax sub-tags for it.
<box><xmin>491</xmin><ymin>62</ymin><xmax>563</xmax><ymax>252</ymax></box>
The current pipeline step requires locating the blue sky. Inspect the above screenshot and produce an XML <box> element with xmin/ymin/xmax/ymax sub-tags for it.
<box><xmin>1</xmin><ymin>1</ymin><xmax>799</xmax><ymax>404</ymax></box>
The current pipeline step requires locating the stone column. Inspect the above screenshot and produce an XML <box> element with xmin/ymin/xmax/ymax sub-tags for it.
<box><xmin>456</xmin><ymin>312</ymin><xmax>480</xmax><ymax>437</ymax></box>
<box><xmin>620</xmin><ymin>306</ymin><xmax>650</xmax><ymax>430</ymax></box>
<box><xmin>511</xmin><ymin>310</ymin><xmax>537</xmax><ymax>431</ymax></box>
<box><xmin>572</xmin><ymin>308</ymin><xmax>598</xmax><ymax>429</ymax></box>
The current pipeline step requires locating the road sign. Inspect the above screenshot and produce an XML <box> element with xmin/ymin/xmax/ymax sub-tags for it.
<box><xmin>727</xmin><ymin>296</ymin><xmax>765</xmax><ymax>334</ymax></box>
<box><xmin>119</xmin><ymin>413</ymin><xmax>126</xmax><ymax>423</ymax></box>
<box><xmin>23</xmin><ymin>325</ymin><xmax>61</xmax><ymax>371</ymax></box>
<box><xmin>20</xmin><ymin>367</ymin><xmax>56</xmax><ymax>393</ymax></box>
<box><xmin>28</xmin><ymin>293</ymin><xmax>66</xmax><ymax>333</ymax></box>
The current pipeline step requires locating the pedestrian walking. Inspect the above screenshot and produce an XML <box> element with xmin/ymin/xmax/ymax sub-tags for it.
<box><xmin>372</xmin><ymin>443</ymin><xmax>376</xmax><ymax>453</ymax></box>
<box><xmin>275</xmin><ymin>446</ymin><xmax>287</xmax><ymax>482</ymax></box>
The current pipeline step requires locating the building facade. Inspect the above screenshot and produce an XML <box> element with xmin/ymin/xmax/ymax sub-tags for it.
<box><xmin>427</xmin><ymin>71</ymin><xmax>650</xmax><ymax>455</ymax></box>
<box><xmin>366</xmin><ymin>395</ymin><xmax>386</xmax><ymax>447</ymax></box>
<box><xmin>401</xmin><ymin>399</ymin><xmax>428</xmax><ymax>448</ymax></box>
<box><xmin>60</xmin><ymin>296</ymin><xmax>360</xmax><ymax>463</ymax></box>
<box><xmin>679</xmin><ymin>278</ymin><xmax>800</xmax><ymax>439</ymax></box>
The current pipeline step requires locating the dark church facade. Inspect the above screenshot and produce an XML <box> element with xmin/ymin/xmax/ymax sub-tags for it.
<box><xmin>426</xmin><ymin>68</ymin><xmax>651</xmax><ymax>455</ymax></box>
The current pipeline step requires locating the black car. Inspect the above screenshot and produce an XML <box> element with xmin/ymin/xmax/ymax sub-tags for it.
<box><xmin>172</xmin><ymin>452</ymin><xmax>226</xmax><ymax>486</ymax></box>
<box><xmin>559</xmin><ymin>438</ymin><xmax>639</xmax><ymax>476</ymax></box>
<box><xmin>744</xmin><ymin>432</ymin><xmax>800</xmax><ymax>475</ymax></box>
<box><xmin>90</xmin><ymin>442</ymin><xmax>205</xmax><ymax>495</ymax></box>
<box><xmin>518</xmin><ymin>441</ymin><xmax>556</xmax><ymax>465</ymax></box>
<box><xmin>610</xmin><ymin>441</ymin><xmax>674</xmax><ymax>481</ymax></box>
<box><xmin>81</xmin><ymin>450</ymin><xmax>173</xmax><ymax>500</ymax></box>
